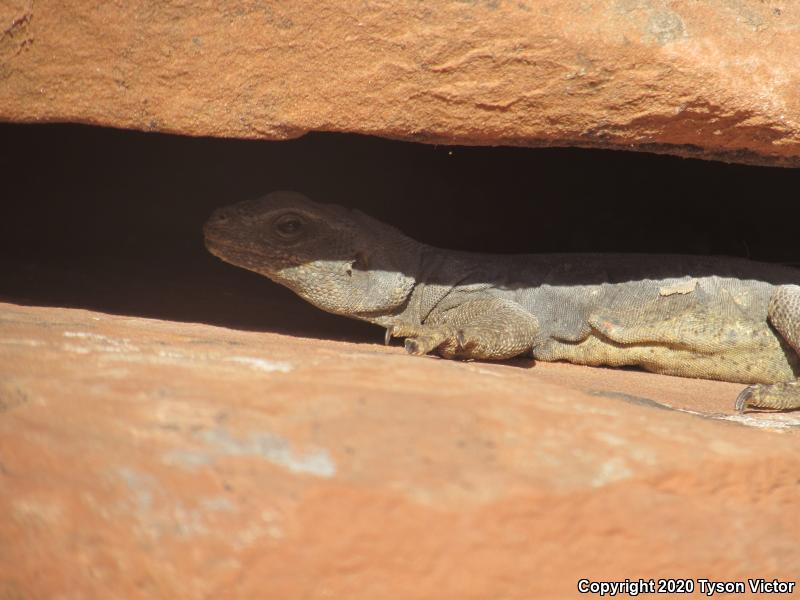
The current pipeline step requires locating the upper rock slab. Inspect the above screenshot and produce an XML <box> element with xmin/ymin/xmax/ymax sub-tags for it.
<box><xmin>1</xmin><ymin>0</ymin><xmax>799</xmax><ymax>166</ymax></box>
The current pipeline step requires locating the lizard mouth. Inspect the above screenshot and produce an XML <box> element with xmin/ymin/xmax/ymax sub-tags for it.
<box><xmin>202</xmin><ymin>225</ymin><xmax>228</xmax><ymax>257</ymax></box>
<box><xmin>203</xmin><ymin>232</ymin><xmax>266</xmax><ymax>273</ymax></box>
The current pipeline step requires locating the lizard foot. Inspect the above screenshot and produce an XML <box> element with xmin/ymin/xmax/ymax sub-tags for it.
<box><xmin>735</xmin><ymin>381</ymin><xmax>800</xmax><ymax>412</ymax></box>
<box><xmin>384</xmin><ymin>297</ymin><xmax>538</xmax><ymax>361</ymax></box>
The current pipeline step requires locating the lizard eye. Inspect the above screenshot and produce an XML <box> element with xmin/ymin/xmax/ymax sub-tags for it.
<box><xmin>273</xmin><ymin>213</ymin><xmax>305</xmax><ymax>239</ymax></box>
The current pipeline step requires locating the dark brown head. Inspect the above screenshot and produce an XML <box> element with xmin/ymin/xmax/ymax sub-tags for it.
<box><xmin>204</xmin><ymin>191</ymin><xmax>420</xmax><ymax>317</ymax></box>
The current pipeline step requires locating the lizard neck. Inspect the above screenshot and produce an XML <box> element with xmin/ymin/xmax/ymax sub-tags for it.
<box><xmin>369</xmin><ymin>246</ymin><xmax>479</xmax><ymax>328</ymax></box>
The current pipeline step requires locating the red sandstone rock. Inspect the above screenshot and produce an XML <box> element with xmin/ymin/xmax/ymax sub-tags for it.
<box><xmin>1</xmin><ymin>302</ymin><xmax>798</xmax><ymax>599</ymax></box>
<box><xmin>1</xmin><ymin>1</ymin><xmax>800</xmax><ymax>165</ymax></box>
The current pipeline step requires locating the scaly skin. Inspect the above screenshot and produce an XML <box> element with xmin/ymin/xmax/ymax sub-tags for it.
<box><xmin>204</xmin><ymin>191</ymin><xmax>800</xmax><ymax>412</ymax></box>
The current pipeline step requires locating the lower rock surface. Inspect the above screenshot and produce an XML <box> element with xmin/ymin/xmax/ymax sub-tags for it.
<box><xmin>1</xmin><ymin>302</ymin><xmax>798</xmax><ymax>599</ymax></box>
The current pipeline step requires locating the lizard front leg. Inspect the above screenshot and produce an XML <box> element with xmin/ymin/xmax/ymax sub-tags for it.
<box><xmin>737</xmin><ymin>285</ymin><xmax>800</xmax><ymax>411</ymax></box>
<box><xmin>386</xmin><ymin>297</ymin><xmax>540</xmax><ymax>361</ymax></box>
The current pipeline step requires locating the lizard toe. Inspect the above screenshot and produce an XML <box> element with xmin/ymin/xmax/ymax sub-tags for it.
<box><xmin>404</xmin><ymin>338</ymin><xmax>423</xmax><ymax>355</ymax></box>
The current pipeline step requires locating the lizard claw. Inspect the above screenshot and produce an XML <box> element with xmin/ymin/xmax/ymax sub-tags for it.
<box><xmin>384</xmin><ymin>327</ymin><xmax>394</xmax><ymax>346</ymax></box>
<box><xmin>455</xmin><ymin>329</ymin><xmax>467</xmax><ymax>349</ymax></box>
<box><xmin>735</xmin><ymin>385</ymin><xmax>756</xmax><ymax>413</ymax></box>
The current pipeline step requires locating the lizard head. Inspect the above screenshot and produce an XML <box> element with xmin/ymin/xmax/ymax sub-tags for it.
<box><xmin>204</xmin><ymin>191</ymin><xmax>419</xmax><ymax>318</ymax></box>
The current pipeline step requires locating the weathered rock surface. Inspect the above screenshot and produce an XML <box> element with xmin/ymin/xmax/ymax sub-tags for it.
<box><xmin>2</xmin><ymin>1</ymin><xmax>800</xmax><ymax>166</ymax></box>
<box><xmin>1</xmin><ymin>301</ymin><xmax>799</xmax><ymax>599</ymax></box>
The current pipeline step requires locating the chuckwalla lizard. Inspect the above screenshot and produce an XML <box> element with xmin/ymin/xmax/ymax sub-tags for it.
<box><xmin>204</xmin><ymin>191</ymin><xmax>800</xmax><ymax>412</ymax></box>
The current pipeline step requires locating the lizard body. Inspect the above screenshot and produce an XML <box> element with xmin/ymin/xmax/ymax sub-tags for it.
<box><xmin>204</xmin><ymin>191</ymin><xmax>800</xmax><ymax>411</ymax></box>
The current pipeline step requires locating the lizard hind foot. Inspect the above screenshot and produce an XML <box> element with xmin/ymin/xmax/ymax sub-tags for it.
<box><xmin>735</xmin><ymin>381</ymin><xmax>800</xmax><ymax>412</ymax></box>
